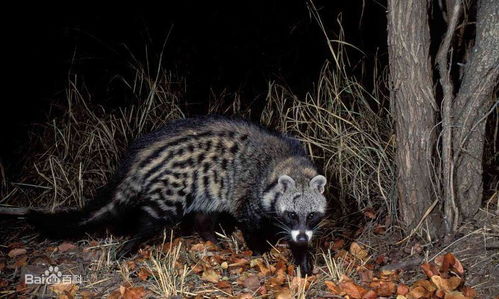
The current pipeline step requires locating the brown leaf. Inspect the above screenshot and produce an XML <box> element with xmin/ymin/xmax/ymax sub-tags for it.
<box><xmin>397</xmin><ymin>284</ymin><xmax>409</xmax><ymax>295</ymax></box>
<box><xmin>49</xmin><ymin>283</ymin><xmax>78</xmax><ymax>297</ymax></box>
<box><xmin>80</xmin><ymin>290</ymin><xmax>96</xmax><ymax>299</ymax></box>
<box><xmin>122</xmin><ymin>286</ymin><xmax>147</xmax><ymax>299</ymax></box>
<box><xmin>421</xmin><ymin>262</ymin><xmax>440</xmax><ymax>277</ymax></box>
<box><xmin>216</xmin><ymin>280</ymin><xmax>231</xmax><ymax>289</ymax></box>
<box><xmin>408</xmin><ymin>286</ymin><xmax>431</xmax><ymax>299</ymax></box>
<box><xmin>413</xmin><ymin>279</ymin><xmax>437</xmax><ymax>293</ymax></box>
<box><xmin>190</xmin><ymin>243</ymin><xmax>205</xmax><ymax>251</ymax></box>
<box><xmin>15</xmin><ymin>255</ymin><xmax>28</xmax><ymax>268</ymax></box>
<box><xmin>461</xmin><ymin>286</ymin><xmax>477</xmax><ymax>298</ymax></box>
<box><xmin>126</xmin><ymin>261</ymin><xmax>137</xmax><ymax>271</ymax></box>
<box><xmin>268</xmin><ymin>268</ymin><xmax>286</xmax><ymax>287</ymax></box>
<box><xmin>340</xmin><ymin>280</ymin><xmax>368</xmax><ymax>299</ymax></box>
<box><xmin>374</xmin><ymin>224</ymin><xmax>386</xmax><ymax>234</ymax></box>
<box><xmin>201</xmin><ymin>269</ymin><xmax>220</xmax><ymax>283</ymax></box>
<box><xmin>275</xmin><ymin>287</ymin><xmax>292</xmax><ymax>299</ymax></box>
<box><xmin>191</xmin><ymin>264</ymin><xmax>203</xmax><ymax>274</ymax></box>
<box><xmin>16</xmin><ymin>282</ymin><xmax>27</xmax><ymax>293</ymax></box>
<box><xmin>361</xmin><ymin>290</ymin><xmax>378</xmax><ymax>299</ymax></box>
<box><xmin>349</xmin><ymin>242</ymin><xmax>368</xmax><ymax>260</ymax></box>
<box><xmin>242</xmin><ymin>275</ymin><xmax>260</xmax><ymax>291</ymax></box>
<box><xmin>374</xmin><ymin>281</ymin><xmax>397</xmax><ymax>296</ymax></box>
<box><xmin>58</xmin><ymin>242</ymin><xmax>77</xmax><ymax>253</ymax></box>
<box><xmin>324</xmin><ymin>280</ymin><xmax>342</xmax><ymax>295</ymax></box>
<box><xmin>331</xmin><ymin>238</ymin><xmax>345</xmax><ymax>250</ymax></box>
<box><xmin>431</xmin><ymin>275</ymin><xmax>462</xmax><ymax>292</ymax></box>
<box><xmin>229</xmin><ymin>258</ymin><xmax>249</xmax><ymax>267</ymax></box>
<box><xmin>363</xmin><ymin>208</ymin><xmax>376</xmax><ymax>219</ymax></box>
<box><xmin>137</xmin><ymin>268</ymin><xmax>151</xmax><ymax>281</ymax></box>
<box><xmin>443</xmin><ymin>291</ymin><xmax>472</xmax><ymax>299</ymax></box>
<box><xmin>358</xmin><ymin>269</ymin><xmax>374</xmax><ymax>284</ymax></box>
<box><xmin>435</xmin><ymin>253</ymin><xmax>464</xmax><ymax>275</ymax></box>
<box><xmin>237</xmin><ymin>293</ymin><xmax>253</xmax><ymax>299</ymax></box>
<box><xmin>8</xmin><ymin>248</ymin><xmax>27</xmax><ymax>258</ymax></box>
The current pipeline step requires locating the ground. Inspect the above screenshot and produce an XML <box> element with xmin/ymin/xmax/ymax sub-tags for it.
<box><xmin>0</xmin><ymin>209</ymin><xmax>497</xmax><ymax>299</ymax></box>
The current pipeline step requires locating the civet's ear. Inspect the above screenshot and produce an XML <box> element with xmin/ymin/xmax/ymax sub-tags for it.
<box><xmin>310</xmin><ymin>175</ymin><xmax>327</xmax><ymax>194</ymax></box>
<box><xmin>278</xmin><ymin>175</ymin><xmax>295</xmax><ymax>192</ymax></box>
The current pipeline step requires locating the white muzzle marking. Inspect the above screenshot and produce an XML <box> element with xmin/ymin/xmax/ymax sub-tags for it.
<box><xmin>291</xmin><ymin>230</ymin><xmax>314</xmax><ymax>242</ymax></box>
<box><xmin>305</xmin><ymin>230</ymin><xmax>313</xmax><ymax>241</ymax></box>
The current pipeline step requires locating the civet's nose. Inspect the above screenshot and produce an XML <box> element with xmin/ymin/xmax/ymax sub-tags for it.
<box><xmin>296</xmin><ymin>232</ymin><xmax>308</xmax><ymax>243</ymax></box>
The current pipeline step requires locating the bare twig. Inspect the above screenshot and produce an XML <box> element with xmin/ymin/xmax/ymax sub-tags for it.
<box><xmin>436</xmin><ymin>0</ymin><xmax>462</xmax><ymax>241</ymax></box>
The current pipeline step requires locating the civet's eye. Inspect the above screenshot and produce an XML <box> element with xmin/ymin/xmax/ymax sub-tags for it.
<box><xmin>307</xmin><ymin>212</ymin><xmax>315</xmax><ymax>220</ymax></box>
<box><xmin>287</xmin><ymin>211</ymin><xmax>298</xmax><ymax>220</ymax></box>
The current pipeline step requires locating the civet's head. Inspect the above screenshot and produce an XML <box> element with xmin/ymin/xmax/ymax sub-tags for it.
<box><xmin>273</xmin><ymin>174</ymin><xmax>327</xmax><ymax>245</ymax></box>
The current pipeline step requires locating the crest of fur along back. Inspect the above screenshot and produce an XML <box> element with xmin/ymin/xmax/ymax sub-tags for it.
<box><xmin>81</xmin><ymin>116</ymin><xmax>320</xmax><ymax>225</ymax></box>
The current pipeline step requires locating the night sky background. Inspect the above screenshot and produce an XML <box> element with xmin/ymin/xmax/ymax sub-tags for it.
<box><xmin>2</xmin><ymin>1</ymin><xmax>388</xmax><ymax>174</ymax></box>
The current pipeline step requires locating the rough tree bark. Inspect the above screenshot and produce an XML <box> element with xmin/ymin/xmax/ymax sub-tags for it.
<box><xmin>387</xmin><ymin>0</ymin><xmax>442</xmax><ymax>236</ymax></box>
<box><xmin>452</xmin><ymin>0</ymin><xmax>499</xmax><ymax>219</ymax></box>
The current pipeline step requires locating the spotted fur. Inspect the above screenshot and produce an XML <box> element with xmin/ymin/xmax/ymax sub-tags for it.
<box><xmin>28</xmin><ymin>116</ymin><xmax>328</xmax><ymax>275</ymax></box>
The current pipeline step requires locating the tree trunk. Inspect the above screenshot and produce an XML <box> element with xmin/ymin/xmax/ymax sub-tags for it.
<box><xmin>452</xmin><ymin>0</ymin><xmax>499</xmax><ymax>218</ymax></box>
<box><xmin>387</xmin><ymin>0</ymin><xmax>442</xmax><ymax>236</ymax></box>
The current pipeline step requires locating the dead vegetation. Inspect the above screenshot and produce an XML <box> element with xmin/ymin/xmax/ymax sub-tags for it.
<box><xmin>0</xmin><ymin>26</ymin><xmax>496</xmax><ymax>299</ymax></box>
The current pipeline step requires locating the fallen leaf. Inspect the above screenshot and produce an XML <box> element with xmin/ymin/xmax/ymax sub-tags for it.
<box><xmin>238</xmin><ymin>293</ymin><xmax>253</xmax><ymax>299</ymax></box>
<box><xmin>374</xmin><ymin>224</ymin><xmax>386</xmax><ymax>234</ymax></box>
<box><xmin>363</xmin><ymin>208</ymin><xmax>376</xmax><ymax>219</ymax></box>
<box><xmin>0</xmin><ymin>279</ymin><xmax>8</xmax><ymax>288</ymax></box>
<box><xmin>362</xmin><ymin>290</ymin><xmax>377</xmax><ymax>299</ymax></box>
<box><xmin>80</xmin><ymin>290</ymin><xmax>95</xmax><ymax>299</ymax></box>
<box><xmin>340</xmin><ymin>280</ymin><xmax>368</xmax><ymax>299</ymax></box>
<box><xmin>58</xmin><ymin>242</ymin><xmax>77</xmax><ymax>253</ymax></box>
<box><xmin>122</xmin><ymin>286</ymin><xmax>147</xmax><ymax>299</ymax></box>
<box><xmin>408</xmin><ymin>286</ymin><xmax>431</xmax><ymax>298</ymax></box>
<box><xmin>461</xmin><ymin>286</ymin><xmax>476</xmax><ymax>298</ymax></box>
<box><xmin>201</xmin><ymin>269</ymin><xmax>220</xmax><ymax>283</ymax></box>
<box><xmin>324</xmin><ymin>280</ymin><xmax>342</xmax><ymax>295</ymax></box>
<box><xmin>268</xmin><ymin>268</ymin><xmax>286</xmax><ymax>287</ymax></box>
<box><xmin>126</xmin><ymin>261</ymin><xmax>137</xmax><ymax>271</ymax></box>
<box><xmin>434</xmin><ymin>254</ymin><xmax>464</xmax><ymax>276</ymax></box>
<box><xmin>374</xmin><ymin>281</ymin><xmax>397</xmax><ymax>296</ymax></box>
<box><xmin>275</xmin><ymin>287</ymin><xmax>292</xmax><ymax>299</ymax></box>
<box><xmin>191</xmin><ymin>264</ymin><xmax>203</xmax><ymax>274</ymax></box>
<box><xmin>350</xmin><ymin>242</ymin><xmax>368</xmax><ymax>260</ymax></box>
<box><xmin>331</xmin><ymin>238</ymin><xmax>345</xmax><ymax>250</ymax></box>
<box><xmin>49</xmin><ymin>283</ymin><xmax>78</xmax><ymax>298</ymax></box>
<box><xmin>229</xmin><ymin>258</ymin><xmax>249</xmax><ymax>267</ymax></box>
<box><xmin>443</xmin><ymin>291</ymin><xmax>472</xmax><ymax>299</ymax></box>
<box><xmin>137</xmin><ymin>268</ymin><xmax>151</xmax><ymax>281</ymax></box>
<box><xmin>216</xmin><ymin>280</ymin><xmax>231</xmax><ymax>289</ymax></box>
<box><xmin>397</xmin><ymin>284</ymin><xmax>409</xmax><ymax>295</ymax></box>
<box><xmin>440</xmin><ymin>253</ymin><xmax>455</xmax><ymax>274</ymax></box>
<box><xmin>431</xmin><ymin>275</ymin><xmax>462</xmax><ymax>292</ymax></box>
<box><xmin>15</xmin><ymin>255</ymin><xmax>28</xmax><ymax>268</ymax></box>
<box><xmin>358</xmin><ymin>269</ymin><xmax>373</xmax><ymax>284</ymax></box>
<box><xmin>8</xmin><ymin>248</ymin><xmax>27</xmax><ymax>258</ymax></box>
<box><xmin>413</xmin><ymin>279</ymin><xmax>437</xmax><ymax>293</ymax></box>
<box><xmin>421</xmin><ymin>262</ymin><xmax>440</xmax><ymax>277</ymax></box>
<box><xmin>242</xmin><ymin>275</ymin><xmax>260</xmax><ymax>291</ymax></box>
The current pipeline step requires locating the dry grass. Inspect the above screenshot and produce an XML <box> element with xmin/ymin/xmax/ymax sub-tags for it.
<box><xmin>6</xmin><ymin>57</ymin><xmax>184</xmax><ymax>210</ymax></box>
<box><xmin>261</xmin><ymin>62</ymin><xmax>394</xmax><ymax>215</ymax></box>
<box><xmin>0</xmin><ymin>33</ymin><xmax>399</xmax><ymax>298</ymax></box>
<box><xmin>320</xmin><ymin>249</ymin><xmax>354</xmax><ymax>283</ymax></box>
<box><xmin>143</xmin><ymin>232</ymin><xmax>190</xmax><ymax>298</ymax></box>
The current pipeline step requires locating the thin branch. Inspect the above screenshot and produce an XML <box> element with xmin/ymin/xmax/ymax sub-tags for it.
<box><xmin>436</xmin><ymin>0</ymin><xmax>462</xmax><ymax>239</ymax></box>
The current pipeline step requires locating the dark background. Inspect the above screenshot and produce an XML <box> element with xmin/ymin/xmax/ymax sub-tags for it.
<box><xmin>1</xmin><ymin>1</ymin><xmax>387</xmax><ymax>172</ymax></box>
